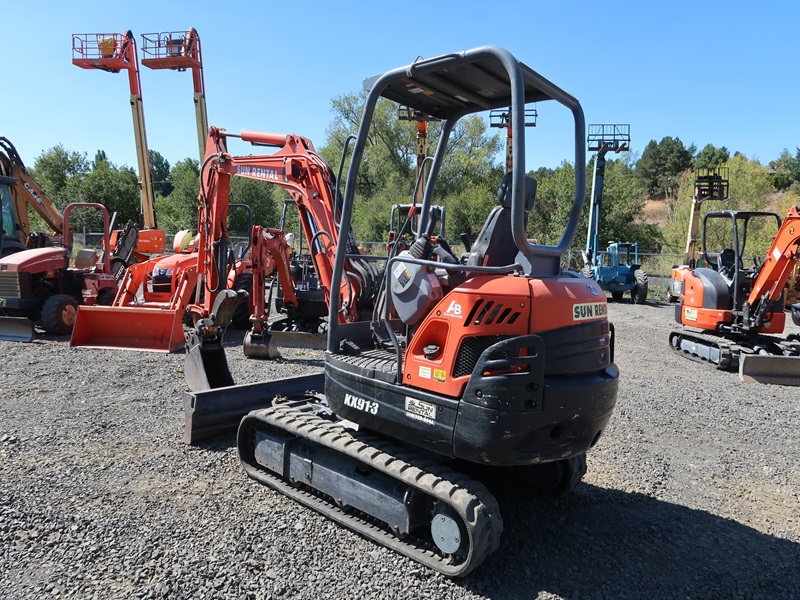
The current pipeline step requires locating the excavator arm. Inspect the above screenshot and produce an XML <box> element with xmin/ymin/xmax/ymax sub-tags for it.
<box><xmin>745</xmin><ymin>205</ymin><xmax>800</xmax><ymax>328</ymax></box>
<box><xmin>0</xmin><ymin>137</ymin><xmax>65</xmax><ymax>242</ymax></box>
<box><xmin>185</xmin><ymin>127</ymin><xmax>381</xmax><ymax>390</ymax></box>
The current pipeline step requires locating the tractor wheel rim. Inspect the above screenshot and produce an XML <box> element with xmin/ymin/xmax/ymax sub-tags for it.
<box><xmin>62</xmin><ymin>305</ymin><xmax>77</xmax><ymax>328</ymax></box>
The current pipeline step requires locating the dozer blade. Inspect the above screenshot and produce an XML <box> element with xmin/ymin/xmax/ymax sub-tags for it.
<box><xmin>243</xmin><ymin>329</ymin><xmax>281</xmax><ymax>359</ymax></box>
<box><xmin>739</xmin><ymin>354</ymin><xmax>800</xmax><ymax>386</ymax></box>
<box><xmin>0</xmin><ymin>316</ymin><xmax>34</xmax><ymax>343</ymax></box>
<box><xmin>267</xmin><ymin>329</ymin><xmax>327</xmax><ymax>351</ymax></box>
<box><xmin>183</xmin><ymin>371</ymin><xmax>324</xmax><ymax>444</ymax></box>
<box><xmin>70</xmin><ymin>306</ymin><xmax>185</xmax><ymax>352</ymax></box>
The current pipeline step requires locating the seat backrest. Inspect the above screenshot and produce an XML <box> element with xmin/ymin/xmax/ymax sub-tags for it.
<box><xmin>717</xmin><ymin>248</ymin><xmax>737</xmax><ymax>282</ymax></box>
<box><xmin>467</xmin><ymin>172</ymin><xmax>536</xmax><ymax>268</ymax></box>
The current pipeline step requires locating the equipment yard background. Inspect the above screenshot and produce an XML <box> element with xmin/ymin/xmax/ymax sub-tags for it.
<box><xmin>1</xmin><ymin>300</ymin><xmax>798</xmax><ymax>599</ymax></box>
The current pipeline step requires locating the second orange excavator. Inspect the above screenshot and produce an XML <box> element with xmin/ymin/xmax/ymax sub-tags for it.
<box><xmin>71</xmin><ymin>127</ymin><xmax>379</xmax><ymax>388</ymax></box>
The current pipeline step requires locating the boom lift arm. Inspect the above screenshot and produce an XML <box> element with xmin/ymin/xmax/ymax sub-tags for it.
<box><xmin>140</xmin><ymin>28</ymin><xmax>208</xmax><ymax>161</ymax></box>
<box><xmin>72</xmin><ymin>31</ymin><xmax>165</xmax><ymax>254</ymax></box>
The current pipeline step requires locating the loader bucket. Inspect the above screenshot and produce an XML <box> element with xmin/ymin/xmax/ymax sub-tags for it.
<box><xmin>70</xmin><ymin>306</ymin><xmax>185</xmax><ymax>352</ymax></box>
<box><xmin>739</xmin><ymin>354</ymin><xmax>800</xmax><ymax>386</ymax></box>
<box><xmin>0</xmin><ymin>316</ymin><xmax>34</xmax><ymax>343</ymax></box>
<box><xmin>184</xmin><ymin>329</ymin><xmax>235</xmax><ymax>392</ymax></box>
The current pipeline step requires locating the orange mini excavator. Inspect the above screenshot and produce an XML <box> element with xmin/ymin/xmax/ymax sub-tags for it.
<box><xmin>184</xmin><ymin>47</ymin><xmax>620</xmax><ymax>576</ymax></box>
<box><xmin>71</xmin><ymin>128</ymin><xmax>379</xmax><ymax>385</ymax></box>
<box><xmin>670</xmin><ymin>207</ymin><xmax>800</xmax><ymax>384</ymax></box>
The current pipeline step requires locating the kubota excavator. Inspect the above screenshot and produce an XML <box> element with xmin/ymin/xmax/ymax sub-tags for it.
<box><xmin>670</xmin><ymin>206</ymin><xmax>800</xmax><ymax>384</ymax></box>
<box><xmin>184</xmin><ymin>47</ymin><xmax>619</xmax><ymax>576</ymax></box>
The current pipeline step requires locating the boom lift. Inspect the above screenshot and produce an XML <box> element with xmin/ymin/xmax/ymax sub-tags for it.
<box><xmin>667</xmin><ymin>167</ymin><xmax>729</xmax><ymax>302</ymax></box>
<box><xmin>669</xmin><ymin>206</ymin><xmax>800</xmax><ymax>384</ymax></box>
<box><xmin>140</xmin><ymin>28</ymin><xmax>208</xmax><ymax>162</ymax></box>
<box><xmin>185</xmin><ymin>47</ymin><xmax>619</xmax><ymax>576</ymax></box>
<box><xmin>489</xmin><ymin>106</ymin><xmax>537</xmax><ymax>173</ymax></box>
<box><xmin>581</xmin><ymin>124</ymin><xmax>647</xmax><ymax>302</ymax></box>
<box><xmin>72</xmin><ymin>31</ymin><xmax>166</xmax><ymax>261</ymax></box>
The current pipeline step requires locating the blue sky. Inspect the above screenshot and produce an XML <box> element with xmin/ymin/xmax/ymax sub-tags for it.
<box><xmin>2</xmin><ymin>1</ymin><xmax>798</xmax><ymax>175</ymax></box>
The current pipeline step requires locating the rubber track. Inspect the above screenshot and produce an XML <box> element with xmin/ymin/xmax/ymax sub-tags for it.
<box><xmin>669</xmin><ymin>330</ymin><xmax>735</xmax><ymax>370</ymax></box>
<box><xmin>238</xmin><ymin>402</ymin><xmax>503</xmax><ymax>577</ymax></box>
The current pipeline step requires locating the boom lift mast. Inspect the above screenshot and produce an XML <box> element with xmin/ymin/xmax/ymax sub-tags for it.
<box><xmin>667</xmin><ymin>167</ymin><xmax>729</xmax><ymax>302</ymax></box>
<box><xmin>72</xmin><ymin>31</ymin><xmax>165</xmax><ymax>256</ymax></box>
<box><xmin>489</xmin><ymin>106</ymin><xmax>537</xmax><ymax>173</ymax></box>
<box><xmin>581</xmin><ymin>124</ymin><xmax>647</xmax><ymax>302</ymax></box>
<box><xmin>140</xmin><ymin>28</ymin><xmax>208</xmax><ymax>162</ymax></box>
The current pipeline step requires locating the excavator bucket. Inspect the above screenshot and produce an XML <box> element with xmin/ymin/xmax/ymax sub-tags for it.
<box><xmin>243</xmin><ymin>329</ymin><xmax>281</xmax><ymax>359</ymax></box>
<box><xmin>70</xmin><ymin>306</ymin><xmax>185</xmax><ymax>352</ymax></box>
<box><xmin>184</xmin><ymin>290</ymin><xmax>241</xmax><ymax>391</ymax></box>
<box><xmin>739</xmin><ymin>355</ymin><xmax>800</xmax><ymax>386</ymax></box>
<box><xmin>0</xmin><ymin>316</ymin><xmax>34</xmax><ymax>343</ymax></box>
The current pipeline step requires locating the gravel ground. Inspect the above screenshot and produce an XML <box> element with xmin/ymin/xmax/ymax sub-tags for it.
<box><xmin>1</xmin><ymin>294</ymin><xmax>799</xmax><ymax>599</ymax></box>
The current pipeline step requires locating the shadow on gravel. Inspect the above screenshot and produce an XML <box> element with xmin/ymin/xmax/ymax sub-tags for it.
<box><xmin>460</xmin><ymin>483</ymin><xmax>799</xmax><ymax>599</ymax></box>
<box><xmin>193</xmin><ymin>433</ymin><xmax>237</xmax><ymax>453</ymax></box>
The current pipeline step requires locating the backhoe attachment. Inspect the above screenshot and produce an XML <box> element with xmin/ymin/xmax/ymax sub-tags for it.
<box><xmin>184</xmin><ymin>289</ymin><xmax>242</xmax><ymax>391</ymax></box>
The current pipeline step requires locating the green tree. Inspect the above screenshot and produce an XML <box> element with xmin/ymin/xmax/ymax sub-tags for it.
<box><xmin>661</xmin><ymin>155</ymin><xmax>775</xmax><ymax>255</ymax></box>
<box><xmin>30</xmin><ymin>145</ymin><xmax>89</xmax><ymax>207</ymax></box>
<box><xmin>636</xmin><ymin>137</ymin><xmax>695</xmax><ymax>197</ymax></box>
<box><xmin>72</xmin><ymin>157</ymin><xmax>140</xmax><ymax>229</ymax></box>
<box><xmin>156</xmin><ymin>158</ymin><xmax>200</xmax><ymax>233</ymax></box>
<box><xmin>694</xmin><ymin>144</ymin><xmax>730</xmax><ymax>170</ymax></box>
<box><xmin>320</xmin><ymin>91</ymin><xmax>503</xmax><ymax>245</ymax></box>
<box><xmin>229</xmin><ymin>176</ymin><xmax>281</xmax><ymax>233</ymax></box>
<box><xmin>149</xmin><ymin>149</ymin><xmax>173</xmax><ymax>196</ymax></box>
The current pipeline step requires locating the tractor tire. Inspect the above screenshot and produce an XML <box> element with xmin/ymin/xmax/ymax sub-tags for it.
<box><xmin>611</xmin><ymin>291</ymin><xmax>624</xmax><ymax>301</ymax></box>
<box><xmin>231</xmin><ymin>272</ymin><xmax>253</xmax><ymax>330</ymax></box>
<box><xmin>580</xmin><ymin>266</ymin><xmax>593</xmax><ymax>279</ymax></box>
<box><xmin>41</xmin><ymin>294</ymin><xmax>79</xmax><ymax>335</ymax></box>
<box><xmin>97</xmin><ymin>289</ymin><xmax>116</xmax><ymax>306</ymax></box>
<box><xmin>632</xmin><ymin>269</ymin><xmax>649</xmax><ymax>304</ymax></box>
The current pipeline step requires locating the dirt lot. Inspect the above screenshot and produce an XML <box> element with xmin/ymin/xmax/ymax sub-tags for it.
<box><xmin>1</xmin><ymin>298</ymin><xmax>799</xmax><ymax>599</ymax></box>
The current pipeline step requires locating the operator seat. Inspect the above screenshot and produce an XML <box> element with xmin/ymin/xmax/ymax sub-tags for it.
<box><xmin>467</xmin><ymin>172</ymin><xmax>536</xmax><ymax>268</ymax></box>
<box><xmin>717</xmin><ymin>248</ymin><xmax>737</xmax><ymax>283</ymax></box>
